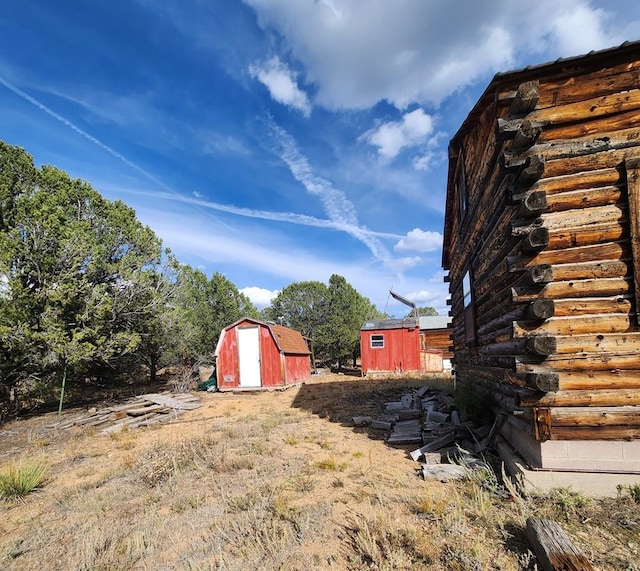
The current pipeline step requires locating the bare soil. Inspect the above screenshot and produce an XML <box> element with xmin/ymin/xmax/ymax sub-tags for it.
<box><xmin>0</xmin><ymin>373</ymin><xmax>638</xmax><ymax>570</ymax></box>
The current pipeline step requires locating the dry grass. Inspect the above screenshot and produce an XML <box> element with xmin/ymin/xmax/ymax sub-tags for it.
<box><xmin>0</xmin><ymin>374</ymin><xmax>638</xmax><ymax>570</ymax></box>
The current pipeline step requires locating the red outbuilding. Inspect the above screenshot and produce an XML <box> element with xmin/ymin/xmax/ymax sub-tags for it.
<box><xmin>214</xmin><ymin>318</ymin><xmax>311</xmax><ymax>391</ymax></box>
<box><xmin>360</xmin><ymin>316</ymin><xmax>452</xmax><ymax>376</ymax></box>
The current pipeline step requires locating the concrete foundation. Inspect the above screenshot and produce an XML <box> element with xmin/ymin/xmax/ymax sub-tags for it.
<box><xmin>497</xmin><ymin>434</ymin><xmax>640</xmax><ymax>498</ymax></box>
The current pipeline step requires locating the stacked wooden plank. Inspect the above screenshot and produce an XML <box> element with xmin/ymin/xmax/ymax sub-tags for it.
<box><xmin>356</xmin><ymin>385</ymin><xmax>494</xmax><ymax>480</ymax></box>
<box><xmin>50</xmin><ymin>393</ymin><xmax>202</xmax><ymax>435</ymax></box>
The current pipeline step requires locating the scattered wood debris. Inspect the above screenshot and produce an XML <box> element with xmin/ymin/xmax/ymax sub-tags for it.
<box><xmin>48</xmin><ymin>392</ymin><xmax>202</xmax><ymax>435</ymax></box>
<box><xmin>353</xmin><ymin>385</ymin><xmax>498</xmax><ymax>481</ymax></box>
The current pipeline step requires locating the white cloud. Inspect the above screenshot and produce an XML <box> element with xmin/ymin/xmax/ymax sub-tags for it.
<box><xmin>240</xmin><ymin>286</ymin><xmax>279</xmax><ymax>308</ymax></box>
<box><xmin>412</xmin><ymin>151</ymin><xmax>435</xmax><ymax>172</ymax></box>
<box><xmin>362</xmin><ymin>108</ymin><xmax>434</xmax><ymax>159</ymax></box>
<box><xmin>394</xmin><ymin>228</ymin><xmax>443</xmax><ymax>253</ymax></box>
<box><xmin>546</xmin><ymin>5</ymin><xmax>609</xmax><ymax>55</ymax></box>
<box><xmin>249</xmin><ymin>56</ymin><xmax>311</xmax><ymax>116</ymax></box>
<box><xmin>404</xmin><ymin>290</ymin><xmax>446</xmax><ymax>311</ymax></box>
<box><xmin>385</xmin><ymin>256</ymin><xmax>421</xmax><ymax>273</ymax></box>
<box><xmin>244</xmin><ymin>0</ymin><xmax>624</xmax><ymax>110</ymax></box>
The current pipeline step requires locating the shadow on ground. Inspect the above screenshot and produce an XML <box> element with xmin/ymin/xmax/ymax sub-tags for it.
<box><xmin>290</xmin><ymin>374</ymin><xmax>454</xmax><ymax>441</ymax></box>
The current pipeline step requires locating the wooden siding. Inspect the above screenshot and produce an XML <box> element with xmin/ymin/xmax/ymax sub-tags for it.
<box><xmin>442</xmin><ymin>43</ymin><xmax>640</xmax><ymax>450</ymax></box>
<box><xmin>360</xmin><ymin>327</ymin><xmax>422</xmax><ymax>374</ymax></box>
<box><xmin>421</xmin><ymin>329</ymin><xmax>453</xmax><ymax>358</ymax></box>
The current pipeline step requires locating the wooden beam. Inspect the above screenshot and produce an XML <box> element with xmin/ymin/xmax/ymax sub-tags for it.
<box><xmin>551</xmin><ymin>259</ymin><xmax>631</xmax><ymax>282</ymax></box>
<box><xmin>625</xmin><ymin>156</ymin><xmax>640</xmax><ymax>326</ymax></box>
<box><xmin>519</xmin><ymin>351</ymin><xmax>640</xmax><ymax>372</ymax></box>
<box><xmin>511</xmin><ymin>119</ymin><xmax>542</xmax><ymax>152</ymax></box>
<box><xmin>528</xmin><ymin>88</ymin><xmax>640</xmax><ymax>126</ymax></box>
<box><xmin>553</xmin><ymin>331</ymin><xmax>640</xmax><ymax>354</ymax></box>
<box><xmin>551</xmin><ymin>425</ymin><xmax>640</xmax><ymax>439</ymax></box>
<box><xmin>526</xmin><ymin>518</ymin><xmax>594</xmax><ymax>571</ymax></box>
<box><xmin>546</xmin><ymin>186</ymin><xmax>622</xmax><ymax>213</ymax></box>
<box><xmin>559</xmin><ymin>369</ymin><xmax>640</xmax><ymax>390</ymax></box>
<box><xmin>527</xmin><ymin>373</ymin><xmax>560</xmax><ymax>393</ymax></box>
<box><xmin>517</xmin><ymin>388</ymin><xmax>640</xmax><ymax>407</ymax></box>
<box><xmin>508</xmin><ymin>242</ymin><xmax>629</xmax><ymax>272</ymax></box>
<box><xmin>526</xmin><ymin>335</ymin><xmax>557</xmax><ymax>357</ymax></box>
<box><xmin>547</xmin><ymin>222</ymin><xmax>626</xmax><ymax>252</ymax></box>
<box><xmin>477</xmin><ymin>336</ymin><xmax>556</xmax><ymax>357</ymax></box>
<box><xmin>518</xmin><ymin>190</ymin><xmax>548</xmax><ymax>218</ymax></box>
<box><xmin>516</xmin><ymin>155</ymin><xmax>545</xmax><ymax>187</ymax></box>
<box><xmin>528</xmin><ymin>130</ymin><xmax>640</xmax><ymax>170</ymax></box>
<box><xmin>509</xmin><ymin>80</ymin><xmax>539</xmax><ymax>115</ymax></box>
<box><xmin>511</xmin><ymin>277</ymin><xmax>632</xmax><ymax>303</ymax></box>
<box><xmin>533</xmin><ymin>407</ymin><xmax>553</xmax><ymax>440</ymax></box>
<box><xmin>521</xmin><ymin>227</ymin><xmax>550</xmax><ymax>253</ymax></box>
<box><xmin>549</xmin><ymin>405</ymin><xmax>640</xmax><ymax>427</ymax></box>
<box><xmin>529</xmin><ymin>167</ymin><xmax>620</xmax><ymax>195</ymax></box>
<box><xmin>520</xmin><ymin>264</ymin><xmax>554</xmax><ymax>285</ymax></box>
<box><xmin>513</xmin><ymin>314</ymin><xmax>633</xmax><ymax>338</ymax></box>
<box><xmin>551</xmin><ymin>295</ymin><xmax>633</xmax><ymax>318</ymax></box>
<box><xmin>514</xmin><ymin>204</ymin><xmax>625</xmax><ymax>234</ymax></box>
<box><xmin>525</xmin><ymin>299</ymin><xmax>555</xmax><ymax>320</ymax></box>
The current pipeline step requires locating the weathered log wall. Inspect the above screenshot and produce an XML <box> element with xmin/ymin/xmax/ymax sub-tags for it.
<box><xmin>442</xmin><ymin>43</ymin><xmax>640</xmax><ymax>449</ymax></box>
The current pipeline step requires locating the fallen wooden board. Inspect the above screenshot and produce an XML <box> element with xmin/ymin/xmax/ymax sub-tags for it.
<box><xmin>526</xmin><ymin>518</ymin><xmax>594</xmax><ymax>571</ymax></box>
<box><xmin>420</xmin><ymin>463</ymin><xmax>467</xmax><ymax>481</ymax></box>
<box><xmin>140</xmin><ymin>393</ymin><xmax>202</xmax><ymax>410</ymax></box>
<box><xmin>126</xmin><ymin>404</ymin><xmax>170</xmax><ymax>417</ymax></box>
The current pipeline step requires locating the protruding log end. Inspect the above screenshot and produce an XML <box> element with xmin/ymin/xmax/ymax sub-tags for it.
<box><xmin>511</xmin><ymin>119</ymin><xmax>542</xmax><ymax>152</ymax></box>
<box><xmin>519</xmin><ymin>190</ymin><xmax>548</xmax><ymax>218</ymax></box>
<box><xmin>522</xmin><ymin>227</ymin><xmax>550</xmax><ymax>253</ymax></box>
<box><xmin>524</xmin><ymin>264</ymin><xmax>553</xmax><ymax>285</ymax></box>
<box><xmin>526</xmin><ymin>299</ymin><xmax>555</xmax><ymax>320</ymax></box>
<box><xmin>510</xmin><ymin>80</ymin><xmax>540</xmax><ymax>115</ymax></box>
<box><xmin>527</xmin><ymin>373</ymin><xmax>559</xmax><ymax>392</ymax></box>
<box><xmin>526</xmin><ymin>335</ymin><xmax>557</xmax><ymax>356</ymax></box>
<box><xmin>517</xmin><ymin>155</ymin><xmax>545</xmax><ymax>187</ymax></box>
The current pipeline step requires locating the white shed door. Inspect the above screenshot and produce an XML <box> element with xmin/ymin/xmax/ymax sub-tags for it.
<box><xmin>237</xmin><ymin>326</ymin><xmax>261</xmax><ymax>387</ymax></box>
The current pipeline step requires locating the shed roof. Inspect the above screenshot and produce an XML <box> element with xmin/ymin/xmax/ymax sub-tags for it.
<box><xmin>361</xmin><ymin>318</ymin><xmax>419</xmax><ymax>331</ymax></box>
<box><xmin>419</xmin><ymin>316</ymin><xmax>452</xmax><ymax>330</ymax></box>
<box><xmin>268</xmin><ymin>323</ymin><xmax>311</xmax><ymax>355</ymax></box>
<box><xmin>221</xmin><ymin>317</ymin><xmax>310</xmax><ymax>355</ymax></box>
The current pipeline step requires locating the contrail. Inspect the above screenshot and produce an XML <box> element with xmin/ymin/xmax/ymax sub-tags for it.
<box><xmin>126</xmin><ymin>189</ymin><xmax>404</xmax><ymax>239</ymax></box>
<box><xmin>0</xmin><ymin>74</ymin><xmax>238</xmax><ymax>233</ymax></box>
<box><xmin>266</xmin><ymin>119</ymin><xmax>394</xmax><ymax>266</ymax></box>
<box><xmin>0</xmin><ymin>74</ymin><xmax>172</xmax><ymax>192</ymax></box>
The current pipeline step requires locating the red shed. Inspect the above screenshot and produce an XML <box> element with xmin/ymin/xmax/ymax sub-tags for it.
<box><xmin>360</xmin><ymin>316</ymin><xmax>452</xmax><ymax>375</ymax></box>
<box><xmin>214</xmin><ymin>318</ymin><xmax>311</xmax><ymax>391</ymax></box>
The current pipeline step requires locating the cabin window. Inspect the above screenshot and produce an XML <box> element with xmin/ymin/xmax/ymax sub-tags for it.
<box><xmin>462</xmin><ymin>269</ymin><xmax>476</xmax><ymax>344</ymax></box>
<box><xmin>626</xmin><ymin>157</ymin><xmax>640</xmax><ymax>324</ymax></box>
<box><xmin>370</xmin><ymin>334</ymin><xmax>385</xmax><ymax>348</ymax></box>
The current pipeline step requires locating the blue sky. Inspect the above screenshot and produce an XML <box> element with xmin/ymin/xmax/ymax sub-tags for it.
<box><xmin>1</xmin><ymin>1</ymin><xmax>639</xmax><ymax>316</ymax></box>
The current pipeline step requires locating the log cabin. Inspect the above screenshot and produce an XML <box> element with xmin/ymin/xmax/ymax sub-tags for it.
<box><xmin>442</xmin><ymin>41</ymin><xmax>640</xmax><ymax>473</ymax></box>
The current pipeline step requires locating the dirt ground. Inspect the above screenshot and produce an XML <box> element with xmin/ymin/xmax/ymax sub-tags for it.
<box><xmin>0</xmin><ymin>373</ymin><xmax>638</xmax><ymax>570</ymax></box>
